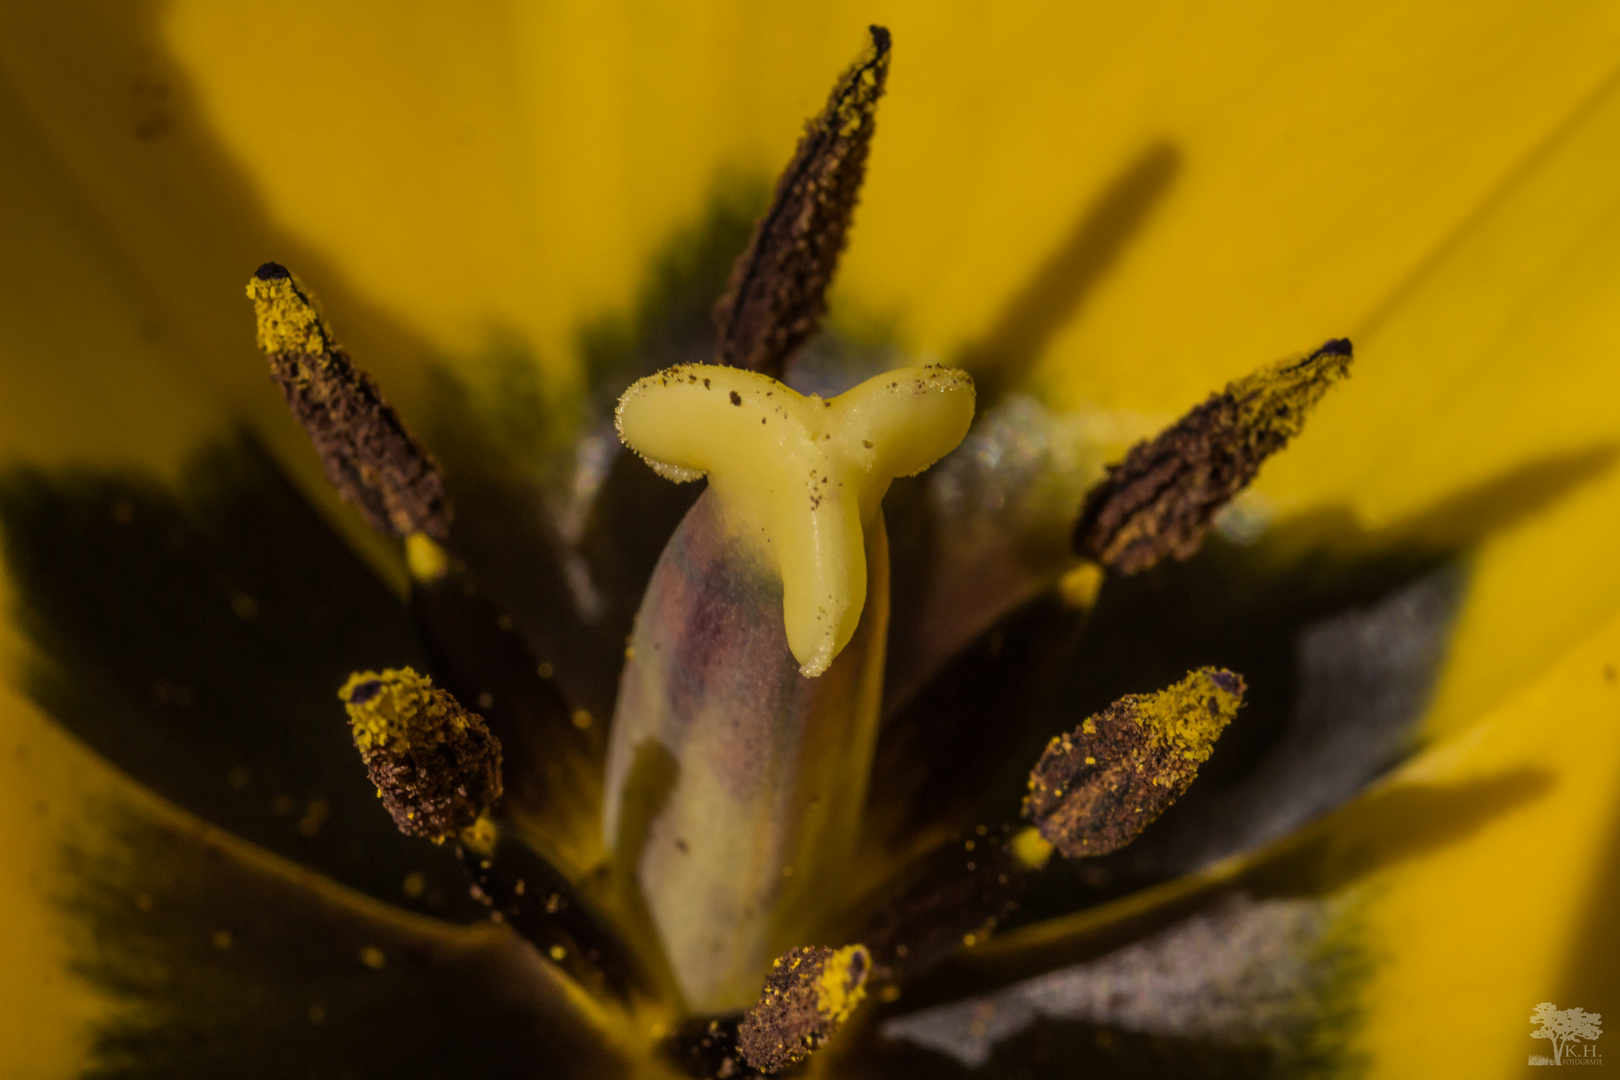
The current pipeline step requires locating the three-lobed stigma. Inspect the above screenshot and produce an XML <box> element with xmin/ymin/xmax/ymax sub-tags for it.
<box><xmin>615</xmin><ymin>362</ymin><xmax>975</xmax><ymax>676</ymax></box>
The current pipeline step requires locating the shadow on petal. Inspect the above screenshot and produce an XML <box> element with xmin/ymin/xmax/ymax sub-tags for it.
<box><xmin>883</xmin><ymin>143</ymin><xmax>1183</xmax><ymax>709</ymax></box>
<box><xmin>857</xmin><ymin>893</ymin><xmax>1349</xmax><ymax>1080</ymax></box>
<box><xmin>0</xmin><ymin>434</ymin><xmax>478</xmax><ymax>921</ymax></box>
<box><xmin>958</xmin><ymin>141</ymin><xmax>1182</xmax><ymax>406</ymax></box>
<box><xmin>1258</xmin><ymin>767</ymin><xmax>1558</xmax><ymax>894</ymax></box>
<box><xmin>62</xmin><ymin>792</ymin><xmax>629</xmax><ymax>1079</ymax></box>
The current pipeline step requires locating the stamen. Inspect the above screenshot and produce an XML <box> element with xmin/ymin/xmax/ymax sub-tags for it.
<box><xmin>1024</xmin><ymin>667</ymin><xmax>1245</xmax><ymax>859</ymax></box>
<box><xmin>1073</xmin><ymin>338</ymin><xmax>1352</xmax><ymax>573</ymax></box>
<box><xmin>860</xmin><ymin>827</ymin><xmax>1030</xmax><ymax>985</ymax></box>
<box><xmin>615</xmin><ymin>362</ymin><xmax>973</xmax><ymax>676</ymax></box>
<box><xmin>713</xmin><ymin>26</ymin><xmax>891</xmax><ymax>378</ymax></box>
<box><xmin>246</xmin><ymin>263</ymin><xmax>451</xmax><ymax>539</ymax></box>
<box><xmin>339</xmin><ymin>669</ymin><xmax>645</xmax><ymax>997</ymax></box>
<box><xmin>459</xmin><ymin>822</ymin><xmax>646</xmax><ymax>999</ymax></box>
<box><xmin>337</xmin><ymin>667</ymin><xmax>502</xmax><ymax>843</ymax></box>
<box><xmin>737</xmin><ymin>944</ymin><xmax>872</xmax><ymax>1073</ymax></box>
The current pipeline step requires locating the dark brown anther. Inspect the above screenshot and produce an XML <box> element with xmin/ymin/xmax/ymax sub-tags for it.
<box><xmin>737</xmin><ymin>944</ymin><xmax>872</xmax><ymax>1073</ymax></box>
<box><xmin>1024</xmin><ymin>668</ymin><xmax>1245</xmax><ymax>859</ymax></box>
<box><xmin>338</xmin><ymin>667</ymin><xmax>502</xmax><ymax>843</ymax></box>
<box><xmin>1073</xmin><ymin>338</ymin><xmax>1352</xmax><ymax>573</ymax></box>
<box><xmin>246</xmin><ymin>263</ymin><xmax>450</xmax><ymax>538</ymax></box>
<box><xmin>712</xmin><ymin>26</ymin><xmax>891</xmax><ymax>378</ymax></box>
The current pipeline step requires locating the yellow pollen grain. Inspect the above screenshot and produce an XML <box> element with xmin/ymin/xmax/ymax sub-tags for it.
<box><xmin>814</xmin><ymin>944</ymin><xmax>871</xmax><ymax>1025</ymax></box>
<box><xmin>1132</xmin><ymin>667</ymin><xmax>1243</xmax><ymax>764</ymax></box>
<box><xmin>245</xmin><ymin>272</ymin><xmax>328</xmax><ymax>357</ymax></box>
<box><xmin>338</xmin><ymin>668</ymin><xmax>462</xmax><ymax>754</ymax></box>
<box><xmin>459</xmin><ymin>815</ymin><xmax>498</xmax><ymax>858</ymax></box>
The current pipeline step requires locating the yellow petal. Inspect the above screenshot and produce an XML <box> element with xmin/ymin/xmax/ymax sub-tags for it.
<box><xmin>4</xmin><ymin>3</ymin><xmax>1615</xmax><ymax>410</ymax></box>
<box><xmin>0</xmin><ymin>70</ymin><xmax>219</xmax><ymax>473</ymax></box>
<box><xmin>0</xmin><ymin>680</ymin><xmax>104</xmax><ymax>1077</ymax></box>
<box><xmin>1260</xmin><ymin>57</ymin><xmax>1620</xmax><ymax>742</ymax></box>
<box><xmin>1349</xmin><ymin>601</ymin><xmax>1620</xmax><ymax>1075</ymax></box>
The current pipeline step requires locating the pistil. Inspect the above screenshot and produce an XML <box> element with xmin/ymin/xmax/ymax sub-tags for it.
<box><xmin>606</xmin><ymin>361</ymin><xmax>971</xmax><ymax>1010</ymax></box>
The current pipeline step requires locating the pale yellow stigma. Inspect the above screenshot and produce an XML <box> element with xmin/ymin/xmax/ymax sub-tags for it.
<box><xmin>616</xmin><ymin>363</ymin><xmax>974</xmax><ymax>676</ymax></box>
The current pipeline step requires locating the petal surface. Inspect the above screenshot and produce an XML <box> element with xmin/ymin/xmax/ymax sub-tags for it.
<box><xmin>1260</xmin><ymin>60</ymin><xmax>1620</xmax><ymax>741</ymax></box>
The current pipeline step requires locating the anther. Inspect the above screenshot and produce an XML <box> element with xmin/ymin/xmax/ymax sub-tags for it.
<box><xmin>247</xmin><ymin>264</ymin><xmax>451</xmax><ymax>539</ymax></box>
<box><xmin>337</xmin><ymin>667</ymin><xmax>502</xmax><ymax>843</ymax></box>
<box><xmin>1024</xmin><ymin>667</ymin><xmax>1245</xmax><ymax>859</ymax></box>
<box><xmin>737</xmin><ymin>944</ymin><xmax>872</xmax><ymax>1073</ymax></box>
<box><xmin>1073</xmin><ymin>339</ymin><xmax>1352</xmax><ymax>573</ymax></box>
<box><xmin>713</xmin><ymin>26</ymin><xmax>890</xmax><ymax>378</ymax></box>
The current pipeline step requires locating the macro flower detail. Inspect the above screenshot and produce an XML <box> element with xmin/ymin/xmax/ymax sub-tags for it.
<box><xmin>208</xmin><ymin>27</ymin><xmax>1332</xmax><ymax>1070</ymax></box>
<box><xmin>1023</xmin><ymin>667</ymin><xmax>1245</xmax><ymax>859</ymax></box>
<box><xmin>613</xmin><ymin>360</ymin><xmax>974</xmax><ymax>676</ymax></box>
<box><xmin>714</xmin><ymin>26</ymin><xmax>890</xmax><ymax>378</ymax></box>
<box><xmin>4</xmin><ymin>8</ymin><xmax>1617</xmax><ymax>1080</ymax></box>
<box><xmin>738</xmin><ymin>944</ymin><xmax>873</xmax><ymax>1073</ymax></box>
<box><xmin>1072</xmin><ymin>341</ymin><xmax>1352</xmax><ymax>574</ymax></box>
<box><xmin>246</xmin><ymin>261</ymin><xmax>451</xmax><ymax>541</ymax></box>
<box><xmin>337</xmin><ymin>667</ymin><xmax>502</xmax><ymax>844</ymax></box>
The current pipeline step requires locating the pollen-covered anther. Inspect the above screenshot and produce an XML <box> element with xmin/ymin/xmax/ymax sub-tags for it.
<box><xmin>713</xmin><ymin>25</ymin><xmax>890</xmax><ymax>378</ymax></box>
<box><xmin>246</xmin><ymin>262</ymin><xmax>451</xmax><ymax>539</ymax></box>
<box><xmin>1024</xmin><ymin>667</ymin><xmax>1245</xmax><ymax>859</ymax></box>
<box><xmin>737</xmin><ymin>944</ymin><xmax>872</xmax><ymax>1073</ymax></box>
<box><xmin>615</xmin><ymin>362</ymin><xmax>974</xmax><ymax>676</ymax></box>
<box><xmin>338</xmin><ymin>667</ymin><xmax>502</xmax><ymax>843</ymax></box>
<box><xmin>1073</xmin><ymin>338</ymin><xmax>1352</xmax><ymax>573</ymax></box>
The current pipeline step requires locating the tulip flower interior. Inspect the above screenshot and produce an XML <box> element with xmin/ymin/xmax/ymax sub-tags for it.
<box><xmin>7</xmin><ymin>15</ymin><xmax>1610</xmax><ymax>1080</ymax></box>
